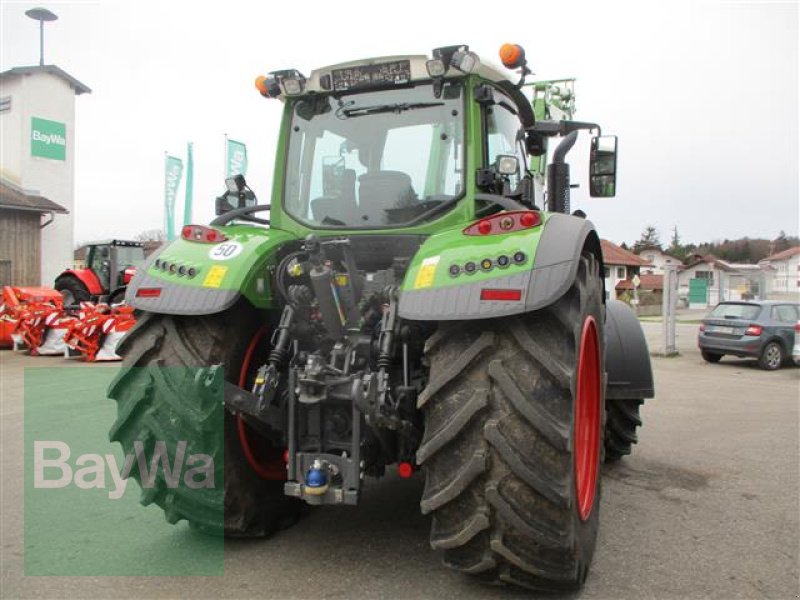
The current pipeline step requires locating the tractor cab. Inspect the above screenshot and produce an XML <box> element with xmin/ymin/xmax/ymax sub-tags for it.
<box><xmin>56</xmin><ymin>239</ymin><xmax>145</xmax><ymax>305</ymax></box>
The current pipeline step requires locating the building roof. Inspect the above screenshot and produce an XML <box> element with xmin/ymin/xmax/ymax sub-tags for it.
<box><xmin>616</xmin><ymin>274</ymin><xmax>664</xmax><ymax>291</ymax></box>
<box><xmin>760</xmin><ymin>246</ymin><xmax>800</xmax><ymax>263</ymax></box>
<box><xmin>0</xmin><ymin>64</ymin><xmax>91</xmax><ymax>95</ymax></box>
<box><xmin>601</xmin><ymin>239</ymin><xmax>651</xmax><ymax>267</ymax></box>
<box><xmin>684</xmin><ymin>254</ymin><xmax>735</xmax><ymax>272</ymax></box>
<box><xmin>0</xmin><ymin>178</ymin><xmax>68</xmax><ymax>214</ymax></box>
<box><xmin>636</xmin><ymin>247</ymin><xmax>682</xmax><ymax>262</ymax></box>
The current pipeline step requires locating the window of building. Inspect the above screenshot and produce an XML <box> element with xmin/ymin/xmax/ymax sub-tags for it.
<box><xmin>617</xmin><ymin>267</ymin><xmax>625</xmax><ymax>279</ymax></box>
<box><xmin>604</xmin><ymin>267</ymin><xmax>610</xmax><ymax>278</ymax></box>
<box><xmin>0</xmin><ymin>96</ymin><xmax>10</xmax><ymax>113</ymax></box>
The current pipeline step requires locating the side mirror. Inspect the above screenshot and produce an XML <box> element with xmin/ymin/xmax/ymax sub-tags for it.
<box><xmin>216</xmin><ymin>175</ymin><xmax>256</xmax><ymax>215</ymax></box>
<box><xmin>589</xmin><ymin>135</ymin><xmax>618</xmax><ymax>198</ymax></box>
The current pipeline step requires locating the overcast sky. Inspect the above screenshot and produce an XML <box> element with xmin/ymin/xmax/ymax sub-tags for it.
<box><xmin>1</xmin><ymin>0</ymin><xmax>797</xmax><ymax>247</ymax></box>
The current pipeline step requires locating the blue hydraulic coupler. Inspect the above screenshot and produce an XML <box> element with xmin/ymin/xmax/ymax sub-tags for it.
<box><xmin>305</xmin><ymin>466</ymin><xmax>328</xmax><ymax>495</ymax></box>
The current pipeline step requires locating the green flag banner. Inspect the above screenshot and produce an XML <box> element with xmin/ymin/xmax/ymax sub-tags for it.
<box><xmin>226</xmin><ymin>138</ymin><xmax>247</xmax><ymax>177</ymax></box>
<box><xmin>183</xmin><ymin>142</ymin><xmax>194</xmax><ymax>227</ymax></box>
<box><xmin>164</xmin><ymin>155</ymin><xmax>183</xmax><ymax>241</ymax></box>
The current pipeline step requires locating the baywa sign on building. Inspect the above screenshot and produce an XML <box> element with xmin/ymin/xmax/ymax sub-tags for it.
<box><xmin>31</xmin><ymin>117</ymin><xmax>66</xmax><ymax>161</ymax></box>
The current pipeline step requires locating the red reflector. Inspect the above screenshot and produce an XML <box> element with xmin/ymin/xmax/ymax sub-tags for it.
<box><xmin>282</xmin><ymin>449</ymin><xmax>289</xmax><ymax>464</ymax></box>
<box><xmin>745</xmin><ymin>325</ymin><xmax>762</xmax><ymax>336</ymax></box>
<box><xmin>519</xmin><ymin>212</ymin><xmax>537</xmax><ymax>227</ymax></box>
<box><xmin>464</xmin><ymin>211</ymin><xmax>541</xmax><ymax>236</ymax></box>
<box><xmin>481</xmin><ymin>288</ymin><xmax>522</xmax><ymax>301</ymax></box>
<box><xmin>181</xmin><ymin>224</ymin><xmax>228</xmax><ymax>243</ymax></box>
<box><xmin>136</xmin><ymin>288</ymin><xmax>162</xmax><ymax>298</ymax></box>
<box><xmin>397</xmin><ymin>462</ymin><xmax>414</xmax><ymax>478</ymax></box>
<box><xmin>699</xmin><ymin>323</ymin><xmax>706</xmax><ymax>332</ymax></box>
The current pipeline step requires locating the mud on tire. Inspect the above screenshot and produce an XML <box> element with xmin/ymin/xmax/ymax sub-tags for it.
<box><xmin>417</xmin><ymin>253</ymin><xmax>605</xmax><ymax>591</ymax></box>
<box><xmin>107</xmin><ymin>303</ymin><xmax>303</xmax><ymax>536</ymax></box>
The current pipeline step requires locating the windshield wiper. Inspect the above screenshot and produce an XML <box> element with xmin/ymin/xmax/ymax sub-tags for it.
<box><xmin>340</xmin><ymin>102</ymin><xmax>444</xmax><ymax>119</ymax></box>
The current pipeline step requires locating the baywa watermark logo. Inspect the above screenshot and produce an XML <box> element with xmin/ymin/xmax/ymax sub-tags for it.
<box><xmin>34</xmin><ymin>440</ymin><xmax>215</xmax><ymax>499</ymax></box>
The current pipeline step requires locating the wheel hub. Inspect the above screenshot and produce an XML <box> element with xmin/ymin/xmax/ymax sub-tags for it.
<box><xmin>575</xmin><ymin>316</ymin><xmax>601</xmax><ymax>521</ymax></box>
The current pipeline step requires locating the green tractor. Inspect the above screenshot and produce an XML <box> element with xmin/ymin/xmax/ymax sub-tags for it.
<box><xmin>109</xmin><ymin>43</ymin><xmax>653</xmax><ymax>591</ymax></box>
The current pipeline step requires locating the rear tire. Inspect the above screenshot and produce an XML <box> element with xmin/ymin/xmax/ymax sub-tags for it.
<box><xmin>701</xmin><ymin>350</ymin><xmax>723</xmax><ymax>363</ymax></box>
<box><xmin>418</xmin><ymin>253</ymin><xmax>605</xmax><ymax>591</ymax></box>
<box><xmin>604</xmin><ymin>398</ymin><xmax>644</xmax><ymax>462</ymax></box>
<box><xmin>107</xmin><ymin>303</ymin><xmax>303</xmax><ymax>536</ymax></box>
<box><xmin>758</xmin><ymin>341</ymin><xmax>784</xmax><ymax>371</ymax></box>
<box><xmin>55</xmin><ymin>275</ymin><xmax>90</xmax><ymax>306</ymax></box>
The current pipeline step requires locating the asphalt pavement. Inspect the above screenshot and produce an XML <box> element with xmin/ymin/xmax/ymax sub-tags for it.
<box><xmin>1</xmin><ymin>323</ymin><xmax>798</xmax><ymax>599</ymax></box>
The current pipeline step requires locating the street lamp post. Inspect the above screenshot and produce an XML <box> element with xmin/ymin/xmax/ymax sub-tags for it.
<box><xmin>24</xmin><ymin>7</ymin><xmax>58</xmax><ymax>66</ymax></box>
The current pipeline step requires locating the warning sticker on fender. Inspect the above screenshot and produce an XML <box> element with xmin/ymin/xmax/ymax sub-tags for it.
<box><xmin>413</xmin><ymin>256</ymin><xmax>440</xmax><ymax>289</ymax></box>
<box><xmin>203</xmin><ymin>265</ymin><xmax>228</xmax><ymax>288</ymax></box>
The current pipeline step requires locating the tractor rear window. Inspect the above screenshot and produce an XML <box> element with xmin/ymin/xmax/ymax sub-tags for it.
<box><xmin>283</xmin><ymin>82</ymin><xmax>464</xmax><ymax>228</ymax></box>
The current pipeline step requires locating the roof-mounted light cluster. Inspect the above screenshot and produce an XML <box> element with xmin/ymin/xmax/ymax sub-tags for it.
<box><xmin>255</xmin><ymin>69</ymin><xmax>307</xmax><ymax>99</ymax></box>
<box><xmin>426</xmin><ymin>44</ymin><xmax>481</xmax><ymax>78</ymax></box>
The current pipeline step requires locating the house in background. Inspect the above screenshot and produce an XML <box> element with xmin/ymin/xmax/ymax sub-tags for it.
<box><xmin>636</xmin><ymin>246</ymin><xmax>683</xmax><ymax>275</ymax></box>
<box><xmin>615</xmin><ymin>273</ymin><xmax>664</xmax><ymax>311</ymax></box>
<box><xmin>600</xmin><ymin>239</ymin><xmax>650</xmax><ymax>301</ymax></box>
<box><xmin>758</xmin><ymin>246</ymin><xmax>800</xmax><ymax>299</ymax></box>
<box><xmin>678</xmin><ymin>254</ymin><xmax>767</xmax><ymax>307</ymax></box>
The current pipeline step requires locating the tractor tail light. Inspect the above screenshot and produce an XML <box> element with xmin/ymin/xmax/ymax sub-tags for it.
<box><xmin>480</xmin><ymin>289</ymin><xmax>522</xmax><ymax>302</ymax></box>
<box><xmin>182</xmin><ymin>225</ymin><xmax>228</xmax><ymax>244</ymax></box>
<box><xmin>464</xmin><ymin>211</ymin><xmax>541</xmax><ymax>236</ymax></box>
<box><xmin>136</xmin><ymin>288</ymin><xmax>162</xmax><ymax>298</ymax></box>
<box><xmin>745</xmin><ymin>325</ymin><xmax>763</xmax><ymax>336</ymax></box>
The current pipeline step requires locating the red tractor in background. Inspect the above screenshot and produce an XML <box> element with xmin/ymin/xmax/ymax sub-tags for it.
<box><xmin>54</xmin><ymin>240</ymin><xmax>145</xmax><ymax>306</ymax></box>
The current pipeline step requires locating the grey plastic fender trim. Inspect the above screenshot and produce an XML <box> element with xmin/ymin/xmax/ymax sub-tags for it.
<box><xmin>605</xmin><ymin>299</ymin><xmax>655</xmax><ymax>399</ymax></box>
<box><xmin>126</xmin><ymin>268</ymin><xmax>240</xmax><ymax>316</ymax></box>
<box><xmin>526</xmin><ymin>213</ymin><xmax>597</xmax><ymax>311</ymax></box>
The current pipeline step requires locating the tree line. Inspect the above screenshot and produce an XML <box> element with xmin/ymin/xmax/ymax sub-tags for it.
<box><xmin>623</xmin><ymin>226</ymin><xmax>799</xmax><ymax>264</ymax></box>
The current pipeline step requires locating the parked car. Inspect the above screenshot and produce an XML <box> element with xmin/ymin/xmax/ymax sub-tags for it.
<box><xmin>793</xmin><ymin>321</ymin><xmax>800</xmax><ymax>365</ymax></box>
<box><xmin>698</xmin><ymin>301</ymin><xmax>799</xmax><ymax>370</ymax></box>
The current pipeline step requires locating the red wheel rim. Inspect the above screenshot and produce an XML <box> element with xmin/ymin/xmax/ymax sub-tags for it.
<box><xmin>575</xmin><ymin>316</ymin><xmax>601</xmax><ymax>521</ymax></box>
<box><xmin>237</xmin><ymin>326</ymin><xmax>286</xmax><ymax>480</ymax></box>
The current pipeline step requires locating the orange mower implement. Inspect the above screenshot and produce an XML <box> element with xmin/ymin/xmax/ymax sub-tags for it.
<box><xmin>63</xmin><ymin>302</ymin><xmax>137</xmax><ymax>361</ymax></box>
<box><xmin>8</xmin><ymin>290</ymin><xmax>75</xmax><ymax>356</ymax></box>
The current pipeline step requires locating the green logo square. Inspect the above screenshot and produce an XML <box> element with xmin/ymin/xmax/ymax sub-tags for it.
<box><xmin>31</xmin><ymin>117</ymin><xmax>66</xmax><ymax>161</ymax></box>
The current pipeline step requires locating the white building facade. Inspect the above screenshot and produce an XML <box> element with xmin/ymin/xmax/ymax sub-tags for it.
<box><xmin>759</xmin><ymin>247</ymin><xmax>800</xmax><ymax>299</ymax></box>
<box><xmin>0</xmin><ymin>65</ymin><xmax>90</xmax><ymax>285</ymax></box>
<box><xmin>638</xmin><ymin>248</ymin><xmax>682</xmax><ymax>275</ymax></box>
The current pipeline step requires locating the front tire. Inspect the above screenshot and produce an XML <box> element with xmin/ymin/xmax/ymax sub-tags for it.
<box><xmin>107</xmin><ymin>304</ymin><xmax>303</xmax><ymax>536</ymax></box>
<box><xmin>604</xmin><ymin>398</ymin><xmax>644</xmax><ymax>462</ymax></box>
<box><xmin>418</xmin><ymin>253</ymin><xmax>605</xmax><ymax>591</ymax></box>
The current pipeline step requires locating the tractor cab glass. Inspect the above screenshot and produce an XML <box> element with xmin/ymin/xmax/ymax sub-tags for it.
<box><xmin>284</xmin><ymin>82</ymin><xmax>464</xmax><ymax>227</ymax></box>
<box><xmin>589</xmin><ymin>135</ymin><xmax>618</xmax><ymax>197</ymax></box>
<box><xmin>87</xmin><ymin>245</ymin><xmax>112</xmax><ymax>290</ymax></box>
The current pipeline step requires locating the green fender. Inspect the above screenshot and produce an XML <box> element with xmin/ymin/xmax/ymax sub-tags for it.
<box><xmin>398</xmin><ymin>212</ymin><xmax>603</xmax><ymax>320</ymax></box>
<box><xmin>125</xmin><ymin>225</ymin><xmax>297</xmax><ymax>315</ymax></box>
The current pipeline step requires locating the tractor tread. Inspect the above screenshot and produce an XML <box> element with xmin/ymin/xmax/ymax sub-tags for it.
<box><xmin>416</xmin><ymin>387</ymin><xmax>489</xmax><ymax>465</ymax></box>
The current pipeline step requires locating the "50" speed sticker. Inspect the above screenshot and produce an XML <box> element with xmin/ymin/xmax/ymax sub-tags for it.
<box><xmin>208</xmin><ymin>241</ymin><xmax>243</xmax><ymax>261</ymax></box>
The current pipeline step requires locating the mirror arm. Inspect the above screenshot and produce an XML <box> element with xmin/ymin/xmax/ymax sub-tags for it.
<box><xmin>529</xmin><ymin>120</ymin><xmax>601</xmax><ymax>137</ymax></box>
<box><xmin>210</xmin><ymin>204</ymin><xmax>271</xmax><ymax>226</ymax></box>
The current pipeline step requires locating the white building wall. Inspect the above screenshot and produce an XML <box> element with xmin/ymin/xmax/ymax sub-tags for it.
<box><xmin>769</xmin><ymin>254</ymin><xmax>800</xmax><ymax>297</ymax></box>
<box><xmin>604</xmin><ymin>264</ymin><xmax>630</xmax><ymax>301</ymax></box>
<box><xmin>639</xmin><ymin>250</ymin><xmax>679</xmax><ymax>274</ymax></box>
<box><xmin>0</xmin><ymin>72</ymin><xmax>76</xmax><ymax>286</ymax></box>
